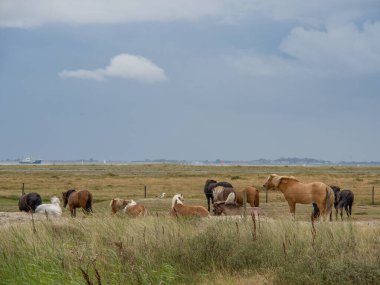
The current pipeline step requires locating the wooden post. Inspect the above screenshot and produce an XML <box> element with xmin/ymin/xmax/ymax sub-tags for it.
<box><xmin>22</xmin><ymin>183</ymin><xmax>25</xmax><ymax>195</ymax></box>
<box><xmin>243</xmin><ymin>190</ymin><xmax>247</xmax><ymax>218</ymax></box>
<box><xmin>372</xmin><ymin>186</ymin><xmax>375</xmax><ymax>205</ymax></box>
<box><xmin>144</xmin><ymin>185</ymin><xmax>147</xmax><ymax>198</ymax></box>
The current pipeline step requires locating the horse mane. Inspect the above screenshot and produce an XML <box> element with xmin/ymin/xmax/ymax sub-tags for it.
<box><xmin>270</xmin><ymin>174</ymin><xmax>299</xmax><ymax>187</ymax></box>
<box><xmin>51</xmin><ymin>196</ymin><xmax>60</xmax><ymax>204</ymax></box>
<box><xmin>65</xmin><ymin>189</ymin><xmax>76</xmax><ymax>197</ymax></box>
<box><xmin>280</xmin><ymin>176</ymin><xmax>299</xmax><ymax>182</ymax></box>
<box><xmin>172</xmin><ymin>194</ymin><xmax>183</xmax><ymax>208</ymax></box>
<box><xmin>213</xmin><ymin>186</ymin><xmax>225</xmax><ymax>195</ymax></box>
<box><xmin>225</xmin><ymin>192</ymin><xmax>236</xmax><ymax>204</ymax></box>
<box><xmin>125</xmin><ymin>200</ymin><xmax>137</xmax><ymax>209</ymax></box>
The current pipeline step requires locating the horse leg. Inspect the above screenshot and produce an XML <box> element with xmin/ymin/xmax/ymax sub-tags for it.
<box><xmin>287</xmin><ymin>201</ymin><xmax>296</xmax><ymax>219</ymax></box>
<box><xmin>206</xmin><ymin>196</ymin><xmax>211</xmax><ymax>212</ymax></box>
<box><xmin>345</xmin><ymin>205</ymin><xmax>350</xmax><ymax>218</ymax></box>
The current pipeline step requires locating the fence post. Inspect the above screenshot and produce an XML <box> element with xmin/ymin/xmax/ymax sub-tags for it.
<box><xmin>372</xmin><ymin>186</ymin><xmax>375</xmax><ymax>205</ymax></box>
<box><xmin>243</xmin><ymin>190</ymin><xmax>247</xmax><ymax>218</ymax></box>
<box><xmin>144</xmin><ymin>185</ymin><xmax>147</xmax><ymax>198</ymax></box>
<box><xmin>22</xmin><ymin>183</ymin><xmax>25</xmax><ymax>195</ymax></box>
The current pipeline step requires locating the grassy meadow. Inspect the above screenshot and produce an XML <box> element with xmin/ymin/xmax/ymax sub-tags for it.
<box><xmin>1</xmin><ymin>164</ymin><xmax>380</xmax><ymax>284</ymax></box>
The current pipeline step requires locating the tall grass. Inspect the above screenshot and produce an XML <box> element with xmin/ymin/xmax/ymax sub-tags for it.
<box><xmin>1</xmin><ymin>215</ymin><xmax>379</xmax><ymax>284</ymax></box>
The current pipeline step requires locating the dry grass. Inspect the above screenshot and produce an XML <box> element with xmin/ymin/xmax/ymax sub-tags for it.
<box><xmin>1</xmin><ymin>164</ymin><xmax>380</xmax><ymax>219</ymax></box>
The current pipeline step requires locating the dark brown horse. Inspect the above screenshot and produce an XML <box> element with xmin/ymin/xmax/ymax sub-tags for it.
<box><xmin>19</xmin><ymin>192</ymin><xmax>42</xmax><ymax>212</ymax></box>
<box><xmin>62</xmin><ymin>189</ymin><xmax>93</xmax><ymax>217</ymax></box>
<box><xmin>203</xmin><ymin>179</ymin><xmax>233</xmax><ymax>212</ymax></box>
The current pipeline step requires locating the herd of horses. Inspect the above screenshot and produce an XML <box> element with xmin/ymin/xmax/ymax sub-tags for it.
<box><xmin>17</xmin><ymin>174</ymin><xmax>354</xmax><ymax>221</ymax></box>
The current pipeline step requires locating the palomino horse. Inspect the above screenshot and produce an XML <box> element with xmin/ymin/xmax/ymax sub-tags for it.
<box><xmin>203</xmin><ymin>179</ymin><xmax>233</xmax><ymax>212</ymax></box>
<box><xmin>35</xmin><ymin>196</ymin><xmax>62</xmax><ymax>216</ymax></box>
<box><xmin>122</xmin><ymin>200</ymin><xmax>148</xmax><ymax>217</ymax></box>
<box><xmin>62</xmin><ymin>189</ymin><xmax>93</xmax><ymax>217</ymax></box>
<box><xmin>213</xmin><ymin>186</ymin><xmax>260</xmax><ymax>207</ymax></box>
<box><xmin>109</xmin><ymin>198</ymin><xmax>130</xmax><ymax>214</ymax></box>
<box><xmin>263</xmin><ymin>174</ymin><xmax>334</xmax><ymax>220</ymax></box>
<box><xmin>19</xmin><ymin>192</ymin><xmax>42</xmax><ymax>212</ymax></box>
<box><xmin>170</xmin><ymin>194</ymin><xmax>209</xmax><ymax>218</ymax></box>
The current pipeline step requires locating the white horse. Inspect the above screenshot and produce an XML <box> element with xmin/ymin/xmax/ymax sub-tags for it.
<box><xmin>35</xmin><ymin>196</ymin><xmax>62</xmax><ymax>216</ymax></box>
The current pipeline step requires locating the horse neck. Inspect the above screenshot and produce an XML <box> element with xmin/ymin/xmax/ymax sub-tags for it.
<box><xmin>66</xmin><ymin>189</ymin><xmax>76</xmax><ymax>198</ymax></box>
<box><xmin>125</xmin><ymin>200</ymin><xmax>137</xmax><ymax>210</ymax></box>
<box><xmin>277</xmin><ymin>179</ymin><xmax>301</xmax><ymax>193</ymax></box>
<box><xmin>172</xmin><ymin>196</ymin><xmax>182</xmax><ymax>209</ymax></box>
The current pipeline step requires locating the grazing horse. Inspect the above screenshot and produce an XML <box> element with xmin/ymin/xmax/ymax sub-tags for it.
<box><xmin>203</xmin><ymin>179</ymin><xmax>233</xmax><ymax>212</ymax></box>
<box><xmin>263</xmin><ymin>174</ymin><xmax>334</xmax><ymax>220</ymax></box>
<box><xmin>62</xmin><ymin>189</ymin><xmax>93</xmax><ymax>217</ymax></box>
<box><xmin>122</xmin><ymin>200</ymin><xmax>148</xmax><ymax>217</ymax></box>
<box><xmin>18</xmin><ymin>192</ymin><xmax>42</xmax><ymax>212</ymax></box>
<box><xmin>109</xmin><ymin>198</ymin><xmax>130</xmax><ymax>214</ymax></box>
<box><xmin>313</xmin><ymin>186</ymin><xmax>354</xmax><ymax>220</ymax></box>
<box><xmin>213</xmin><ymin>201</ymin><xmax>259</xmax><ymax>218</ymax></box>
<box><xmin>170</xmin><ymin>194</ymin><xmax>209</xmax><ymax>218</ymax></box>
<box><xmin>213</xmin><ymin>186</ymin><xmax>260</xmax><ymax>207</ymax></box>
<box><xmin>35</xmin><ymin>196</ymin><xmax>62</xmax><ymax>216</ymax></box>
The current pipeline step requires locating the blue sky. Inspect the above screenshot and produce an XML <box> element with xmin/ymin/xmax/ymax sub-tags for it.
<box><xmin>1</xmin><ymin>1</ymin><xmax>380</xmax><ymax>162</ymax></box>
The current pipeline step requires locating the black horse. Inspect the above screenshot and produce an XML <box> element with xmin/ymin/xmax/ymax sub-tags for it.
<box><xmin>19</xmin><ymin>192</ymin><xmax>42</xmax><ymax>212</ymax></box>
<box><xmin>203</xmin><ymin>179</ymin><xmax>233</xmax><ymax>212</ymax></box>
<box><xmin>312</xmin><ymin>185</ymin><xmax>354</xmax><ymax>220</ymax></box>
<box><xmin>334</xmin><ymin>187</ymin><xmax>354</xmax><ymax>219</ymax></box>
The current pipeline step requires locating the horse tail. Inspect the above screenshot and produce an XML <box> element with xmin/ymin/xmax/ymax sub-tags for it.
<box><xmin>254</xmin><ymin>190</ymin><xmax>260</xmax><ymax>207</ymax></box>
<box><xmin>325</xmin><ymin>186</ymin><xmax>334</xmax><ymax>217</ymax></box>
<box><xmin>86</xmin><ymin>192</ymin><xmax>93</xmax><ymax>213</ymax></box>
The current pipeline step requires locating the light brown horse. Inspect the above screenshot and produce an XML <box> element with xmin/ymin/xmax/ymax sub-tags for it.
<box><xmin>122</xmin><ymin>200</ymin><xmax>148</xmax><ymax>217</ymax></box>
<box><xmin>213</xmin><ymin>201</ymin><xmax>260</xmax><ymax>218</ymax></box>
<box><xmin>109</xmin><ymin>198</ymin><xmax>130</xmax><ymax>214</ymax></box>
<box><xmin>170</xmin><ymin>194</ymin><xmax>209</xmax><ymax>218</ymax></box>
<box><xmin>62</xmin><ymin>189</ymin><xmax>93</xmax><ymax>217</ymax></box>
<box><xmin>263</xmin><ymin>174</ymin><xmax>334</xmax><ymax>220</ymax></box>
<box><xmin>213</xmin><ymin>186</ymin><xmax>260</xmax><ymax>207</ymax></box>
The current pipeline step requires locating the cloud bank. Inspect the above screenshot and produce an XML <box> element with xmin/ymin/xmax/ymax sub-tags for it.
<box><xmin>230</xmin><ymin>21</ymin><xmax>380</xmax><ymax>77</ymax></box>
<box><xmin>59</xmin><ymin>53</ymin><xmax>167</xmax><ymax>83</ymax></box>
<box><xmin>1</xmin><ymin>0</ymin><xmax>378</xmax><ymax>28</ymax></box>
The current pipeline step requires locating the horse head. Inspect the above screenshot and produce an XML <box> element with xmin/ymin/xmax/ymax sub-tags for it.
<box><xmin>171</xmin><ymin>194</ymin><xmax>184</xmax><ymax>208</ymax></box>
<box><xmin>212</xmin><ymin>201</ymin><xmax>225</xmax><ymax>215</ymax></box>
<box><xmin>204</xmin><ymin>179</ymin><xmax>217</xmax><ymax>194</ymax></box>
<box><xmin>263</xmin><ymin>174</ymin><xmax>282</xmax><ymax>190</ymax></box>
<box><xmin>62</xmin><ymin>189</ymin><xmax>75</xmax><ymax>208</ymax></box>
<box><xmin>51</xmin><ymin>196</ymin><xmax>60</xmax><ymax>205</ymax></box>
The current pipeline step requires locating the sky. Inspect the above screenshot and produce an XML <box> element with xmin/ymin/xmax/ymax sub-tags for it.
<box><xmin>1</xmin><ymin>0</ymin><xmax>380</xmax><ymax>162</ymax></box>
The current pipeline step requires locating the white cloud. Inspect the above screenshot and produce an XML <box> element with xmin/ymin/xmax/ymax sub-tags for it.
<box><xmin>0</xmin><ymin>0</ymin><xmax>377</xmax><ymax>28</ymax></box>
<box><xmin>229</xmin><ymin>21</ymin><xmax>380</xmax><ymax>77</ymax></box>
<box><xmin>59</xmin><ymin>53</ymin><xmax>167</xmax><ymax>83</ymax></box>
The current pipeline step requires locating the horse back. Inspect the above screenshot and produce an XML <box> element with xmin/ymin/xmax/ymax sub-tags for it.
<box><xmin>69</xmin><ymin>190</ymin><xmax>92</xmax><ymax>209</ymax></box>
<box><xmin>235</xmin><ymin>186</ymin><xmax>260</xmax><ymax>207</ymax></box>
